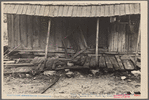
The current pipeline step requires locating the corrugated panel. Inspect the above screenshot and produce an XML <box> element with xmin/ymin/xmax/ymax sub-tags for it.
<box><xmin>4</xmin><ymin>4</ymin><xmax>10</xmax><ymax>13</ymax></box>
<box><xmin>109</xmin><ymin>5</ymin><xmax>114</xmax><ymax>16</ymax></box>
<box><xmin>30</xmin><ymin>5</ymin><xmax>37</xmax><ymax>15</ymax></box>
<box><xmin>96</xmin><ymin>6</ymin><xmax>101</xmax><ymax>17</ymax></box>
<box><xmin>17</xmin><ymin>5</ymin><xmax>24</xmax><ymax>14</ymax></box>
<box><xmin>3</xmin><ymin>4</ymin><xmax>6</xmax><ymax>12</ymax></box>
<box><xmin>35</xmin><ymin>5</ymin><xmax>41</xmax><ymax>15</ymax></box>
<box><xmin>115</xmin><ymin>4</ymin><xmax>120</xmax><ymax>15</ymax></box>
<box><xmin>26</xmin><ymin>5</ymin><xmax>32</xmax><ymax>15</ymax></box>
<box><xmin>86</xmin><ymin>6</ymin><xmax>91</xmax><ymax>17</ymax></box>
<box><xmin>7</xmin><ymin>5</ymin><xmax>14</xmax><ymax>13</ymax></box>
<box><xmin>49</xmin><ymin>6</ymin><xmax>54</xmax><ymax>16</ymax></box>
<box><xmin>67</xmin><ymin>6</ymin><xmax>73</xmax><ymax>17</ymax></box>
<box><xmin>76</xmin><ymin>6</ymin><xmax>82</xmax><ymax>17</ymax></box>
<box><xmin>81</xmin><ymin>6</ymin><xmax>87</xmax><ymax>17</ymax></box>
<box><xmin>22</xmin><ymin>5</ymin><xmax>28</xmax><ymax>14</ymax></box>
<box><xmin>38</xmin><ymin>5</ymin><xmax>45</xmax><ymax>16</ymax></box>
<box><xmin>119</xmin><ymin>4</ymin><xmax>125</xmax><ymax>15</ymax></box>
<box><xmin>100</xmin><ymin>5</ymin><xmax>105</xmax><ymax>16</ymax></box>
<box><xmin>90</xmin><ymin>6</ymin><xmax>96</xmax><ymax>17</ymax></box>
<box><xmin>63</xmin><ymin>6</ymin><xmax>69</xmax><ymax>16</ymax></box>
<box><xmin>129</xmin><ymin>3</ymin><xmax>135</xmax><ymax>14</ymax></box>
<box><xmin>12</xmin><ymin>5</ymin><xmax>19</xmax><ymax>14</ymax></box>
<box><xmin>134</xmin><ymin>3</ymin><xmax>140</xmax><ymax>14</ymax></box>
<box><xmin>57</xmin><ymin>6</ymin><xmax>64</xmax><ymax>17</ymax></box>
<box><xmin>125</xmin><ymin>4</ymin><xmax>130</xmax><ymax>14</ymax></box>
<box><xmin>53</xmin><ymin>6</ymin><xmax>59</xmax><ymax>17</ymax></box>
<box><xmin>43</xmin><ymin>6</ymin><xmax>50</xmax><ymax>16</ymax></box>
<box><xmin>7</xmin><ymin>5</ymin><xmax>15</xmax><ymax>14</ymax></box>
<box><xmin>72</xmin><ymin>6</ymin><xmax>77</xmax><ymax>17</ymax></box>
<box><xmin>4</xmin><ymin>3</ymin><xmax>141</xmax><ymax>17</ymax></box>
<box><xmin>105</xmin><ymin>5</ymin><xmax>109</xmax><ymax>16</ymax></box>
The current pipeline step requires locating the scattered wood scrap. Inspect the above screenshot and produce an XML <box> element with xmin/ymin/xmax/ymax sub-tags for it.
<box><xmin>115</xmin><ymin>55</ymin><xmax>125</xmax><ymax>70</ymax></box>
<box><xmin>122</xmin><ymin>60</ymin><xmax>134</xmax><ymax>70</ymax></box>
<box><xmin>72</xmin><ymin>47</ymin><xmax>88</xmax><ymax>59</ymax></box>
<box><xmin>4</xmin><ymin>63</ymin><xmax>34</xmax><ymax>67</ymax></box>
<box><xmin>99</xmin><ymin>56</ymin><xmax>106</xmax><ymax>68</ymax></box>
<box><xmin>105</xmin><ymin>56</ymin><xmax>114</xmax><ymax>71</ymax></box>
<box><xmin>109</xmin><ymin>56</ymin><xmax>120</xmax><ymax>71</ymax></box>
<box><xmin>83</xmin><ymin>56</ymin><xmax>91</xmax><ymax>67</ymax></box>
<box><xmin>89</xmin><ymin>56</ymin><xmax>96</xmax><ymax>68</ymax></box>
<box><xmin>41</xmin><ymin>75</ymin><xmax>60</xmax><ymax>94</ymax></box>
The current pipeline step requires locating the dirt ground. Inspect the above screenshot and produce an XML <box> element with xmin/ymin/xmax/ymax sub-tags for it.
<box><xmin>3</xmin><ymin>69</ymin><xmax>140</xmax><ymax>97</ymax></box>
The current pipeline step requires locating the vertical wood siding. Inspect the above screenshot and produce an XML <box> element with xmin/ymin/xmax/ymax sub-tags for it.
<box><xmin>108</xmin><ymin>15</ymin><xmax>140</xmax><ymax>52</ymax></box>
<box><xmin>7</xmin><ymin>15</ymin><xmax>140</xmax><ymax>53</ymax></box>
<box><xmin>26</xmin><ymin>16</ymin><xmax>33</xmax><ymax>49</ymax></box>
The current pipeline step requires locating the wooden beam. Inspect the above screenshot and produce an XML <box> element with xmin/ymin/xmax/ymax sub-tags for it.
<box><xmin>99</xmin><ymin>56</ymin><xmax>106</xmax><ymax>68</ymax></box>
<box><xmin>115</xmin><ymin>55</ymin><xmax>125</xmax><ymax>70</ymax></box>
<box><xmin>4</xmin><ymin>63</ymin><xmax>34</xmax><ymax>67</ymax></box>
<box><xmin>44</xmin><ymin>19</ymin><xmax>51</xmax><ymax>68</ymax></box>
<box><xmin>72</xmin><ymin>47</ymin><xmax>87</xmax><ymax>59</ymax></box>
<box><xmin>88</xmin><ymin>54</ymin><xmax>102</xmax><ymax>57</ymax></box>
<box><xmin>109</xmin><ymin>56</ymin><xmax>120</xmax><ymax>70</ymax></box>
<box><xmin>135</xmin><ymin>21</ymin><xmax>141</xmax><ymax>68</ymax></box>
<box><xmin>105</xmin><ymin>56</ymin><xmax>114</xmax><ymax>71</ymax></box>
<box><xmin>79</xmin><ymin>26</ymin><xmax>88</xmax><ymax>47</ymax></box>
<box><xmin>96</xmin><ymin>18</ymin><xmax>100</xmax><ymax>66</ymax></box>
<box><xmin>62</xmin><ymin>40</ymin><xmax>69</xmax><ymax>58</ymax></box>
<box><xmin>84</xmin><ymin>56</ymin><xmax>91</xmax><ymax>67</ymax></box>
<box><xmin>4</xmin><ymin>43</ymin><xmax>21</xmax><ymax>58</ymax></box>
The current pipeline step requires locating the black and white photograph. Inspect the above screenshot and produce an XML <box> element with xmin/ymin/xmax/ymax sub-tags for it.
<box><xmin>2</xmin><ymin>1</ymin><xmax>148</xmax><ymax>99</ymax></box>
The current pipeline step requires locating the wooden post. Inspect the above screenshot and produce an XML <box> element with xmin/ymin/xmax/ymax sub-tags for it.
<box><xmin>96</xmin><ymin>18</ymin><xmax>100</xmax><ymax>66</ymax></box>
<box><xmin>135</xmin><ymin>20</ymin><xmax>141</xmax><ymax>68</ymax></box>
<box><xmin>44</xmin><ymin>19</ymin><xmax>51</xmax><ymax>68</ymax></box>
<box><xmin>136</xmin><ymin>22</ymin><xmax>141</xmax><ymax>54</ymax></box>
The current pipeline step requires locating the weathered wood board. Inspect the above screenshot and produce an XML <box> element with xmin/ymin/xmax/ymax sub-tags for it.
<box><xmin>122</xmin><ymin>59</ymin><xmax>134</xmax><ymax>70</ymax></box>
<box><xmin>115</xmin><ymin>55</ymin><xmax>125</xmax><ymax>70</ymax></box>
<box><xmin>109</xmin><ymin>56</ymin><xmax>120</xmax><ymax>70</ymax></box>
<box><xmin>84</xmin><ymin>56</ymin><xmax>91</xmax><ymax>67</ymax></box>
<box><xmin>99</xmin><ymin>56</ymin><xmax>106</xmax><ymax>68</ymax></box>
<box><xmin>105</xmin><ymin>56</ymin><xmax>114</xmax><ymax>71</ymax></box>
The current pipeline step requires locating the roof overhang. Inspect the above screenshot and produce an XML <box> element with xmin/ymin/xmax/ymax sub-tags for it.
<box><xmin>3</xmin><ymin>3</ymin><xmax>140</xmax><ymax>17</ymax></box>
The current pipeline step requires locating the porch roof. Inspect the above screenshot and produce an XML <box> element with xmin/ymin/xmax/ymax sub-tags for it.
<box><xmin>3</xmin><ymin>3</ymin><xmax>140</xmax><ymax>17</ymax></box>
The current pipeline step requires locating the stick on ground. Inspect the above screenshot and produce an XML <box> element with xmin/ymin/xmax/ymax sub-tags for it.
<box><xmin>41</xmin><ymin>75</ymin><xmax>60</xmax><ymax>94</ymax></box>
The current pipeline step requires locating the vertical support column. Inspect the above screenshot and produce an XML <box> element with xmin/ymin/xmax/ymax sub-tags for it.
<box><xmin>136</xmin><ymin>21</ymin><xmax>141</xmax><ymax>54</ymax></box>
<box><xmin>96</xmin><ymin>18</ymin><xmax>100</xmax><ymax>66</ymax></box>
<box><xmin>135</xmin><ymin>18</ymin><xmax>141</xmax><ymax>68</ymax></box>
<box><xmin>44</xmin><ymin>18</ymin><xmax>51</xmax><ymax>68</ymax></box>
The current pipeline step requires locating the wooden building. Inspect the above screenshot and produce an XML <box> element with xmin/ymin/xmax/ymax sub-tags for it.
<box><xmin>3</xmin><ymin>3</ymin><xmax>141</xmax><ymax>69</ymax></box>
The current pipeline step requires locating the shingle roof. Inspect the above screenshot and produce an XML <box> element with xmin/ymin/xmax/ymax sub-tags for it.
<box><xmin>3</xmin><ymin>3</ymin><xmax>140</xmax><ymax>17</ymax></box>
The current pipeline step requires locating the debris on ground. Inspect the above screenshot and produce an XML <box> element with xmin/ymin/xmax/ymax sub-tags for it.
<box><xmin>127</xmin><ymin>79</ymin><xmax>132</xmax><ymax>82</ymax></box>
<box><xmin>3</xmin><ymin>53</ymin><xmax>141</xmax><ymax>96</ymax></box>
<box><xmin>3</xmin><ymin>68</ymin><xmax>141</xmax><ymax>95</ymax></box>
<box><xmin>90</xmin><ymin>69</ymin><xmax>99</xmax><ymax>76</ymax></box>
<box><xmin>131</xmin><ymin>70</ymin><xmax>141</xmax><ymax>77</ymax></box>
<box><xmin>65</xmin><ymin>69</ymin><xmax>70</xmax><ymax>72</ymax></box>
<box><xmin>66</xmin><ymin>71</ymin><xmax>74</xmax><ymax>78</ymax></box>
<box><xmin>121</xmin><ymin>76</ymin><xmax>127</xmax><ymax>80</ymax></box>
<box><xmin>43</xmin><ymin>71</ymin><xmax>56</xmax><ymax>76</ymax></box>
<box><xmin>67</xmin><ymin>62</ymin><xmax>74</xmax><ymax>67</ymax></box>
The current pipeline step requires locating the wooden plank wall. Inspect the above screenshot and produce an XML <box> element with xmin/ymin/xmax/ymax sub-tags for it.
<box><xmin>7</xmin><ymin>15</ymin><xmax>140</xmax><ymax>53</ymax></box>
<box><xmin>108</xmin><ymin>15</ymin><xmax>140</xmax><ymax>52</ymax></box>
<box><xmin>108</xmin><ymin>23</ymin><xmax>127</xmax><ymax>52</ymax></box>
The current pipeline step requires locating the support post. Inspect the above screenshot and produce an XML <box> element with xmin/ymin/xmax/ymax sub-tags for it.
<box><xmin>96</xmin><ymin>18</ymin><xmax>100</xmax><ymax>66</ymax></box>
<box><xmin>44</xmin><ymin>19</ymin><xmax>51</xmax><ymax>68</ymax></box>
<box><xmin>135</xmin><ymin>20</ymin><xmax>141</xmax><ymax>68</ymax></box>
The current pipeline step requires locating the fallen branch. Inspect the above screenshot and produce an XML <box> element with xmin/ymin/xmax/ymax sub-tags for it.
<box><xmin>4</xmin><ymin>44</ymin><xmax>21</xmax><ymax>58</ymax></box>
<box><xmin>41</xmin><ymin>75</ymin><xmax>60</xmax><ymax>94</ymax></box>
<box><xmin>4</xmin><ymin>63</ymin><xmax>34</xmax><ymax>66</ymax></box>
